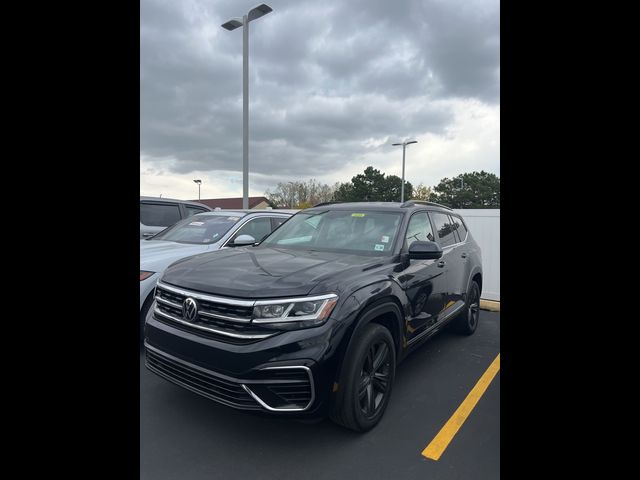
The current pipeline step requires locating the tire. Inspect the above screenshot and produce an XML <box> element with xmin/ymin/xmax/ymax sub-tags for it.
<box><xmin>140</xmin><ymin>292</ymin><xmax>155</xmax><ymax>341</ymax></box>
<box><xmin>330</xmin><ymin>323</ymin><xmax>396</xmax><ymax>432</ymax></box>
<box><xmin>452</xmin><ymin>280</ymin><xmax>480</xmax><ymax>335</ymax></box>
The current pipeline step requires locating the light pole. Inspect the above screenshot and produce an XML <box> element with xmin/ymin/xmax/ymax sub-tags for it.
<box><xmin>391</xmin><ymin>140</ymin><xmax>417</xmax><ymax>203</ymax></box>
<box><xmin>222</xmin><ymin>4</ymin><xmax>273</xmax><ymax>209</ymax></box>
<box><xmin>193</xmin><ymin>179</ymin><xmax>202</xmax><ymax>200</ymax></box>
<box><xmin>287</xmin><ymin>181</ymin><xmax>295</xmax><ymax>208</ymax></box>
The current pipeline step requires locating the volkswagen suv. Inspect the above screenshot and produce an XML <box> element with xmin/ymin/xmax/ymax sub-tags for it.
<box><xmin>144</xmin><ymin>201</ymin><xmax>482</xmax><ymax>431</ymax></box>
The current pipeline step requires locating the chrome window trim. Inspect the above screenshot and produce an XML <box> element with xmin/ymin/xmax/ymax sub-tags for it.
<box><xmin>153</xmin><ymin>307</ymin><xmax>274</xmax><ymax>340</ymax></box>
<box><xmin>241</xmin><ymin>365</ymin><xmax>315</xmax><ymax>412</ymax></box>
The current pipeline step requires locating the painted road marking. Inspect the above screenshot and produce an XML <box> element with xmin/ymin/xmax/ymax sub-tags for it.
<box><xmin>421</xmin><ymin>353</ymin><xmax>500</xmax><ymax>461</ymax></box>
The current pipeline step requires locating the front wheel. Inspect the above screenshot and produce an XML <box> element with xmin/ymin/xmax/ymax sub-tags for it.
<box><xmin>452</xmin><ymin>280</ymin><xmax>480</xmax><ymax>335</ymax></box>
<box><xmin>330</xmin><ymin>323</ymin><xmax>396</xmax><ymax>432</ymax></box>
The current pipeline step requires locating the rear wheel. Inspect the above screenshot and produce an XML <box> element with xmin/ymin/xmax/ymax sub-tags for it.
<box><xmin>452</xmin><ymin>280</ymin><xmax>480</xmax><ymax>335</ymax></box>
<box><xmin>330</xmin><ymin>323</ymin><xmax>396</xmax><ymax>432</ymax></box>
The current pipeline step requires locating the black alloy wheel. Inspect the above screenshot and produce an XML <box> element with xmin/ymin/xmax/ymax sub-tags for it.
<box><xmin>330</xmin><ymin>323</ymin><xmax>396</xmax><ymax>432</ymax></box>
<box><xmin>358</xmin><ymin>340</ymin><xmax>391</xmax><ymax>419</ymax></box>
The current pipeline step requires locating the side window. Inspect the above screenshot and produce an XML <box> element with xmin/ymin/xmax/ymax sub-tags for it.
<box><xmin>185</xmin><ymin>205</ymin><xmax>208</xmax><ymax>218</ymax></box>
<box><xmin>404</xmin><ymin>212</ymin><xmax>435</xmax><ymax>248</ymax></box>
<box><xmin>430</xmin><ymin>212</ymin><xmax>457</xmax><ymax>247</ymax></box>
<box><xmin>231</xmin><ymin>217</ymin><xmax>272</xmax><ymax>243</ymax></box>
<box><xmin>271</xmin><ymin>217</ymin><xmax>287</xmax><ymax>230</ymax></box>
<box><xmin>451</xmin><ymin>215</ymin><xmax>468</xmax><ymax>242</ymax></box>
<box><xmin>140</xmin><ymin>203</ymin><xmax>181</xmax><ymax>227</ymax></box>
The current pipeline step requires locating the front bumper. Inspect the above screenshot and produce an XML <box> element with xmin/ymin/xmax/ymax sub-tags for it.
<box><xmin>144</xmin><ymin>308</ymin><xmax>344</xmax><ymax>417</ymax></box>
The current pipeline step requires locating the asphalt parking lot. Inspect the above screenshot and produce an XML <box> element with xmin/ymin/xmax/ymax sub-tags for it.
<box><xmin>140</xmin><ymin>311</ymin><xmax>500</xmax><ymax>480</ymax></box>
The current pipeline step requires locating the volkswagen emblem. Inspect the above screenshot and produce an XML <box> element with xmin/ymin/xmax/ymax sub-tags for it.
<box><xmin>183</xmin><ymin>297</ymin><xmax>198</xmax><ymax>322</ymax></box>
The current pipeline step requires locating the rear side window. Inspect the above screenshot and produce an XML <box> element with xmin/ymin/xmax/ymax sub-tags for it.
<box><xmin>430</xmin><ymin>212</ymin><xmax>457</xmax><ymax>247</ymax></box>
<box><xmin>451</xmin><ymin>215</ymin><xmax>468</xmax><ymax>241</ymax></box>
<box><xmin>140</xmin><ymin>203</ymin><xmax>181</xmax><ymax>227</ymax></box>
<box><xmin>404</xmin><ymin>212</ymin><xmax>435</xmax><ymax>248</ymax></box>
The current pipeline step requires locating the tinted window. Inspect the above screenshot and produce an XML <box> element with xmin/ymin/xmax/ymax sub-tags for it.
<box><xmin>185</xmin><ymin>205</ymin><xmax>208</xmax><ymax>217</ymax></box>
<box><xmin>430</xmin><ymin>212</ymin><xmax>457</xmax><ymax>247</ymax></box>
<box><xmin>404</xmin><ymin>212</ymin><xmax>435</xmax><ymax>248</ymax></box>
<box><xmin>232</xmin><ymin>217</ymin><xmax>273</xmax><ymax>243</ymax></box>
<box><xmin>140</xmin><ymin>203</ymin><xmax>181</xmax><ymax>227</ymax></box>
<box><xmin>152</xmin><ymin>214</ymin><xmax>241</xmax><ymax>244</ymax></box>
<box><xmin>451</xmin><ymin>215</ymin><xmax>468</xmax><ymax>241</ymax></box>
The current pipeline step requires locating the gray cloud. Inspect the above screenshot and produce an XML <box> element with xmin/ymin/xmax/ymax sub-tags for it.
<box><xmin>141</xmin><ymin>0</ymin><xmax>499</xmax><ymax>185</ymax></box>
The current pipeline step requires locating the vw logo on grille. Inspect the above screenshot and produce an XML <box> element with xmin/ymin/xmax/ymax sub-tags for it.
<box><xmin>183</xmin><ymin>297</ymin><xmax>198</xmax><ymax>322</ymax></box>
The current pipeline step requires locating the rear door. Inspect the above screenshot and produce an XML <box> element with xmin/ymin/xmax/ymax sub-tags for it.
<box><xmin>428</xmin><ymin>211</ymin><xmax>460</xmax><ymax>318</ymax></box>
<box><xmin>448</xmin><ymin>214</ymin><xmax>472</xmax><ymax>308</ymax></box>
<box><xmin>400</xmin><ymin>211</ymin><xmax>449</xmax><ymax>345</ymax></box>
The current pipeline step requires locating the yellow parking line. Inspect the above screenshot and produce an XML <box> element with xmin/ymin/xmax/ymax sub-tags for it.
<box><xmin>421</xmin><ymin>353</ymin><xmax>500</xmax><ymax>461</ymax></box>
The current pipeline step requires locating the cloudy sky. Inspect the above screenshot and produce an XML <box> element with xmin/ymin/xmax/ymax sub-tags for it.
<box><xmin>140</xmin><ymin>0</ymin><xmax>499</xmax><ymax>200</ymax></box>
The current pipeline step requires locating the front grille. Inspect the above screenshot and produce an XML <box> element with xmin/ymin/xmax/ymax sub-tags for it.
<box><xmin>145</xmin><ymin>345</ymin><xmax>260</xmax><ymax>410</ymax></box>
<box><xmin>153</xmin><ymin>283</ymin><xmax>276</xmax><ymax>344</ymax></box>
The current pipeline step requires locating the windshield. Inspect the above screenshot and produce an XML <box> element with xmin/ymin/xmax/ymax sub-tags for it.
<box><xmin>260</xmin><ymin>210</ymin><xmax>403</xmax><ymax>255</ymax></box>
<box><xmin>150</xmin><ymin>214</ymin><xmax>243</xmax><ymax>244</ymax></box>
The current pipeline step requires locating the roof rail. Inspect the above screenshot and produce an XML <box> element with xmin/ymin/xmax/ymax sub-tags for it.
<box><xmin>312</xmin><ymin>201</ymin><xmax>343</xmax><ymax>207</ymax></box>
<box><xmin>400</xmin><ymin>200</ymin><xmax>452</xmax><ymax>210</ymax></box>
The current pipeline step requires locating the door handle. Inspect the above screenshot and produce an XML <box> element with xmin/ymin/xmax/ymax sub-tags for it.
<box><xmin>437</xmin><ymin>260</ymin><xmax>446</xmax><ymax>268</ymax></box>
<box><xmin>461</xmin><ymin>252</ymin><xmax>468</xmax><ymax>258</ymax></box>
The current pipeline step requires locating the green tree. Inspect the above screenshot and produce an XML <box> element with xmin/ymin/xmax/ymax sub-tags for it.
<box><xmin>333</xmin><ymin>166</ymin><xmax>413</xmax><ymax>202</ymax></box>
<box><xmin>265</xmin><ymin>179</ymin><xmax>337</xmax><ymax>208</ymax></box>
<box><xmin>430</xmin><ymin>171</ymin><xmax>500</xmax><ymax>208</ymax></box>
<box><xmin>412</xmin><ymin>183</ymin><xmax>432</xmax><ymax>201</ymax></box>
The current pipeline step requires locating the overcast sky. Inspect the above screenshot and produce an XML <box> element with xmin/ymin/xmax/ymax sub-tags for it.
<box><xmin>140</xmin><ymin>0</ymin><xmax>499</xmax><ymax>200</ymax></box>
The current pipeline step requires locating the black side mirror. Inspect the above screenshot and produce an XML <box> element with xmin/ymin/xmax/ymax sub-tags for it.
<box><xmin>408</xmin><ymin>240</ymin><xmax>443</xmax><ymax>260</ymax></box>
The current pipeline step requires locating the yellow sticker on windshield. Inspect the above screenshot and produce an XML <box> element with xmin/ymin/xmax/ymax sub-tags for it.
<box><xmin>351</xmin><ymin>213</ymin><xmax>366</xmax><ymax>217</ymax></box>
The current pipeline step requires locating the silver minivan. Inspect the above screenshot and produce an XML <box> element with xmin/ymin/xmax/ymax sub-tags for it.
<box><xmin>140</xmin><ymin>196</ymin><xmax>212</xmax><ymax>238</ymax></box>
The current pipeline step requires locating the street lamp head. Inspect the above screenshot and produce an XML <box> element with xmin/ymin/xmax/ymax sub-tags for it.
<box><xmin>406</xmin><ymin>140</ymin><xmax>418</xmax><ymax>145</ymax></box>
<box><xmin>221</xmin><ymin>18</ymin><xmax>243</xmax><ymax>30</ymax></box>
<box><xmin>193</xmin><ymin>179</ymin><xmax>202</xmax><ymax>185</ymax></box>
<box><xmin>391</xmin><ymin>143</ymin><xmax>402</xmax><ymax>146</ymax></box>
<box><xmin>248</xmin><ymin>4</ymin><xmax>273</xmax><ymax>21</ymax></box>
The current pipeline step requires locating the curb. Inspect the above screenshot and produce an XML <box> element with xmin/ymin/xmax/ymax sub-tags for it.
<box><xmin>480</xmin><ymin>299</ymin><xmax>500</xmax><ymax>312</ymax></box>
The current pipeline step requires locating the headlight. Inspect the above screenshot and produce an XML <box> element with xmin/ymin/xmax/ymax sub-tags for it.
<box><xmin>140</xmin><ymin>271</ymin><xmax>155</xmax><ymax>281</ymax></box>
<box><xmin>252</xmin><ymin>294</ymin><xmax>338</xmax><ymax>326</ymax></box>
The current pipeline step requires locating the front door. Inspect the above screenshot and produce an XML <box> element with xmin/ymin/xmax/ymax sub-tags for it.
<box><xmin>400</xmin><ymin>211</ymin><xmax>448</xmax><ymax>345</ymax></box>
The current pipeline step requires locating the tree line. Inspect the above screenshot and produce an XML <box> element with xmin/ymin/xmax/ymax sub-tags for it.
<box><xmin>265</xmin><ymin>166</ymin><xmax>499</xmax><ymax>209</ymax></box>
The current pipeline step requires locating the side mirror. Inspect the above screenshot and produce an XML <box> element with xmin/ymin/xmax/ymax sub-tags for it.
<box><xmin>408</xmin><ymin>240</ymin><xmax>443</xmax><ymax>260</ymax></box>
<box><xmin>230</xmin><ymin>234</ymin><xmax>256</xmax><ymax>247</ymax></box>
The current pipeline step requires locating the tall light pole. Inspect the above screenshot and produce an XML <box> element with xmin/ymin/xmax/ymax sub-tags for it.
<box><xmin>391</xmin><ymin>140</ymin><xmax>418</xmax><ymax>203</ymax></box>
<box><xmin>222</xmin><ymin>4</ymin><xmax>273</xmax><ymax>209</ymax></box>
<box><xmin>193</xmin><ymin>179</ymin><xmax>202</xmax><ymax>200</ymax></box>
<box><xmin>287</xmin><ymin>181</ymin><xmax>295</xmax><ymax>208</ymax></box>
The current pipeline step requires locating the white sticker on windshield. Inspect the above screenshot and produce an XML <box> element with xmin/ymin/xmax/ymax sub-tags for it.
<box><xmin>381</xmin><ymin>235</ymin><xmax>389</xmax><ymax>243</ymax></box>
<box><xmin>189</xmin><ymin>221</ymin><xmax>204</xmax><ymax>226</ymax></box>
<box><xmin>374</xmin><ymin>244</ymin><xmax>385</xmax><ymax>251</ymax></box>
<box><xmin>227</xmin><ymin>216</ymin><xmax>240</xmax><ymax>221</ymax></box>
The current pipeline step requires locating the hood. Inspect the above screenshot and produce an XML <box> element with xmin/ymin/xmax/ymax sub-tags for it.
<box><xmin>140</xmin><ymin>240</ymin><xmax>214</xmax><ymax>273</ymax></box>
<box><xmin>160</xmin><ymin>246</ymin><xmax>392</xmax><ymax>298</ymax></box>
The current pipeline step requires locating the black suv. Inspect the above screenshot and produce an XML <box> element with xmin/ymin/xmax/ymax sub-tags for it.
<box><xmin>144</xmin><ymin>201</ymin><xmax>482</xmax><ymax>431</ymax></box>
